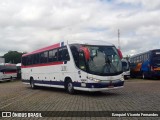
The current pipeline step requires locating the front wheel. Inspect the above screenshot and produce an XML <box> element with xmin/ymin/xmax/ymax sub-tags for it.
<box><xmin>30</xmin><ymin>78</ymin><xmax>36</xmax><ymax>89</ymax></box>
<box><xmin>66</xmin><ymin>80</ymin><xmax>75</xmax><ymax>94</ymax></box>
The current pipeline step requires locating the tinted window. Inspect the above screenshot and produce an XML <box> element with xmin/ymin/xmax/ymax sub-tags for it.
<box><xmin>22</xmin><ymin>57</ymin><xmax>26</xmax><ymax>66</ymax></box>
<box><xmin>62</xmin><ymin>47</ymin><xmax>70</xmax><ymax>61</ymax></box>
<box><xmin>40</xmin><ymin>52</ymin><xmax>48</xmax><ymax>63</ymax></box>
<box><xmin>48</xmin><ymin>49</ymin><xmax>58</xmax><ymax>62</ymax></box>
<box><xmin>58</xmin><ymin>47</ymin><xmax>70</xmax><ymax>61</ymax></box>
<box><xmin>27</xmin><ymin>56</ymin><xmax>32</xmax><ymax>65</ymax></box>
<box><xmin>33</xmin><ymin>54</ymin><xmax>40</xmax><ymax>64</ymax></box>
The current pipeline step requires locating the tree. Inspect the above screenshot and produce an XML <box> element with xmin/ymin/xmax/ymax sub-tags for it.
<box><xmin>3</xmin><ymin>51</ymin><xmax>26</xmax><ymax>64</ymax></box>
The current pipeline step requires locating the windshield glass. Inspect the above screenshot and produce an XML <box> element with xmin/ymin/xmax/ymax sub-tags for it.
<box><xmin>70</xmin><ymin>44</ymin><xmax>122</xmax><ymax>76</ymax></box>
<box><xmin>86</xmin><ymin>45</ymin><xmax>122</xmax><ymax>75</ymax></box>
<box><xmin>152</xmin><ymin>50</ymin><xmax>160</xmax><ymax>67</ymax></box>
<box><xmin>122</xmin><ymin>61</ymin><xmax>129</xmax><ymax>71</ymax></box>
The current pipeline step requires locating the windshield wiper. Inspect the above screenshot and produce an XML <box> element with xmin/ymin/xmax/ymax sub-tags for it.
<box><xmin>105</xmin><ymin>55</ymin><xmax>118</xmax><ymax>73</ymax></box>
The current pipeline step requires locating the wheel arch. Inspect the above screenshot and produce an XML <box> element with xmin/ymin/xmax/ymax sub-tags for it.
<box><xmin>30</xmin><ymin>76</ymin><xmax>34</xmax><ymax>84</ymax></box>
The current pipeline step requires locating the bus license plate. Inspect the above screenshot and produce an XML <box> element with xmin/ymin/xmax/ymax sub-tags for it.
<box><xmin>81</xmin><ymin>83</ymin><xmax>86</xmax><ymax>87</ymax></box>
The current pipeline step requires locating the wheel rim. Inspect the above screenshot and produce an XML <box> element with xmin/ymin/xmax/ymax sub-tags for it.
<box><xmin>68</xmin><ymin>82</ymin><xmax>73</xmax><ymax>92</ymax></box>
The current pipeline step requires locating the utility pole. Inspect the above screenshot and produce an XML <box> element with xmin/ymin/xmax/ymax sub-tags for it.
<box><xmin>118</xmin><ymin>29</ymin><xmax>120</xmax><ymax>50</ymax></box>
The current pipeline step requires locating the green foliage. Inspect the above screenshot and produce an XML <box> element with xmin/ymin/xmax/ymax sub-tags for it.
<box><xmin>3</xmin><ymin>51</ymin><xmax>26</xmax><ymax>64</ymax></box>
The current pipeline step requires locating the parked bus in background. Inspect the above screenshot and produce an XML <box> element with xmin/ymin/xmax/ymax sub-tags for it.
<box><xmin>0</xmin><ymin>63</ymin><xmax>17</xmax><ymax>81</ymax></box>
<box><xmin>16</xmin><ymin>63</ymin><xmax>21</xmax><ymax>79</ymax></box>
<box><xmin>21</xmin><ymin>40</ymin><xmax>124</xmax><ymax>94</ymax></box>
<box><xmin>130</xmin><ymin>49</ymin><xmax>160</xmax><ymax>79</ymax></box>
<box><xmin>122</xmin><ymin>59</ymin><xmax>130</xmax><ymax>79</ymax></box>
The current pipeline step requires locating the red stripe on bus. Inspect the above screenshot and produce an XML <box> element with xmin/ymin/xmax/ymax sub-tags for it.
<box><xmin>4</xmin><ymin>72</ymin><xmax>17</xmax><ymax>74</ymax></box>
<box><xmin>23</xmin><ymin>43</ymin><xmax>60</xmax><ymax>57</ymax></box>
<box><xmin>21</xmin><ymin>62</ymin><xmax>63</xmax><ymax>68</ymax></box>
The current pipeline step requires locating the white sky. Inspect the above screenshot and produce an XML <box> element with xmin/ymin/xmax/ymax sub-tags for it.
<box><xmin>0</xmin><ymin>0</ymin><xmax>160</xmax><ymax>57</ymax></box>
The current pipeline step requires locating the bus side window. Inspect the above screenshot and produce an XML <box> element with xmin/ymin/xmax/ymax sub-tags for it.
<box><xmin>48</xmin><ymin>50</ymin><xmax>53</xmax><ymax>62</ymax></box>
<box><xmin>58</xmin><ymin>47</ymin><xmax>70</xmax><ymax>61</ymax></box>
<box><xmin>62</xmin><ymin>47</ymin><xmax>70</xmax><ymax>61</ymax></box>
<box><xmin>79</xmin><ymin>52</ymin><xmax>86</xmax><ymax>71</ymax></box>
<box><xmin>48</xmin><ymin>49</ymin><xmax>58</xmax><ymax>62</ymax></box>
<box><xmin>33</xmin><ymin>54</ymin><xmax>39</xmax><ymax>64</ymax></box>
<box><xmin>22</xmin><ymin>57</ymin><xmax>26</xmax><ymax>66</ymax></box>
<box><xmin>40</xmin><ymin>52</ymin><xmax>48</xmax><ymax>63</ymax></box>
<box><xmin>53</xmin><ymin>49</ymin><xmax>58</xmax><ymax>61</ymax></box>
<box><xmin>27</xmin><ymin>55</ymin><xmax>32</xmax><ymax>65</ymax></box>
<box><xmin>58</xmin><ymin>48</ymin><xmax>63</xmax><ymax>61</ymax></box>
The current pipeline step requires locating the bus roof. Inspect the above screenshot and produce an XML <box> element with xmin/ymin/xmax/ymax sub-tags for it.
<box><xmin>22</xmin><ymin>40</ymin><xmax>114</xmax><ymax>57</ymax></box>
<box><xmin>130</xmin><ymin>49</ymin><xmax>160</xmax><ymax>58</ymax></box>
<box><xmin>67</xmin><ymin>40</ymin><xmax>114</xmax><ymax>46</ymax></box>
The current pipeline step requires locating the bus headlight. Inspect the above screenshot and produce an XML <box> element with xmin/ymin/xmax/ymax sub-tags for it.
<box><xmin>94</xmin><ymin>79</ymin><xmax>101</xmax><ymax>83</ymax></box>
<box><xmin>120</xmin><ymin>76</ymin><xmax>124</xmax><ymax>81</ymax></box>
<box><xmin>88</xmin><ymin>77</ymin><xmax>101</xmax><ymax>82</ymax></box>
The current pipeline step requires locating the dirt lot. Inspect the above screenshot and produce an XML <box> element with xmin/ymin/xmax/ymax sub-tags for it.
<box><xmin>0</xmin><ymin>79</ymin><xmax>160</xmax><ymax>120</ymax></box>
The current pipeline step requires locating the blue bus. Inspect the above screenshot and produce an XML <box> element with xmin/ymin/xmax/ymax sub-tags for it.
<box><xmin>130</xmin><ymin>49</ymin><xmax>160</xmax><ymax>79</ymax></box>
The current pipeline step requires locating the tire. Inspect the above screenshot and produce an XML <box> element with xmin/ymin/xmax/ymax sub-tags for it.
<box><xmin>30</xmin><ymin>78</ymin><xmax>36</xmax><ymax>89</ymax></box>
<box><xmin>142</xmin><ymin>72</ymin><xmax>145</xmax><ymax>79</ymax></box>
<box><xmin>124</xmin><ymin>76</ymin><xmax>128</xmax><ymax>80</ymax></box>
<box><xmin>10</xmin><ymin>76</ymin><xmax>13</xmax><ymax>81</ymax></box>
<box><xmin>66</xmin><ymin>80</ymin><xmax>75</xmax><ymax>94</ymax></box>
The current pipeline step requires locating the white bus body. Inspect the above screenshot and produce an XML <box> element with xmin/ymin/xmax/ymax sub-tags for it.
<box><xmin>22</xmin><ymin>40</ymin><xmax>124</xmax><ymax>93</ymax></box>
<box><xmin>0</xmin><ymin>63</ymin><xmax>17</xmax><ymax>81</ymax></box>
<box><xmin>122</xmin><ymin>59</ymin><xmax>130</xmax><ymax>79</ymax></box>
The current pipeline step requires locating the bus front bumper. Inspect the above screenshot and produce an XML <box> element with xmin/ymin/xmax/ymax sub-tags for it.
<box><xmin>74</xmin><ymin>80</ymin><xmax>124</xmax><ymax>92</ymax></box>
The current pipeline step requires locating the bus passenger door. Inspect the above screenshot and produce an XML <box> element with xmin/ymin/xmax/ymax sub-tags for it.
<box><xmin>78</xmin><ymin>51</ymin><xmax>88</xmax><ymax>87</ymax></box>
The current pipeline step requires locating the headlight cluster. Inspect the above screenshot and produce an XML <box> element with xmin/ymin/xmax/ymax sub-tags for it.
<box><xmin>88</xmin><ymin>77</ymin><xmax>101</xmax><ymax>82</ymax></box>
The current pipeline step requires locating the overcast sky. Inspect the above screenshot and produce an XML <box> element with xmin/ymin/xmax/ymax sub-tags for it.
<box><xmin>0</xmin><ymin>0</ymin><xmax>160</xmax><ymax>57</ymax></box>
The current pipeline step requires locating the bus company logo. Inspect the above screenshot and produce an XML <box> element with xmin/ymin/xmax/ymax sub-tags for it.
<box><xmin>1</xmin><ymin>112</ymin><xmax>43</xmax><ymax>118</ymax></box>
<box><xmin>2</xmin><ymin>112</ymin><xmax>11</xmax><ymax>117</ymax></box>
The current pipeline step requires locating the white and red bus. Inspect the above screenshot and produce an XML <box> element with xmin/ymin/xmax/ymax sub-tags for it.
<box><xmin>21</xmin><ymin>40</ymin><xmax>124</xmax><ymax>94</ymax></box>
<box><xmin>0</xmin><ymin>63</ymin><xmax>17</xmax><ymax>81</ymax></box>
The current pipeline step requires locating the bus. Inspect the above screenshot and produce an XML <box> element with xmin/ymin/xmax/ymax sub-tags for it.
<box><xmin>130</xmin><ymin>49</ymin><xmax>160</xmax><ymax>79</ymax></box>
<box><xmin>16</xmin><ymin>63</ymin><xmax>21</xmax><ymax>79</ymax></box>
<box><xmin>21</xmin><ymin>40</ymin><xmax>124</xmax><ymax>94</ymax></box>
<box><xmin>0</xmin><ymin>63</ymin><xmax>17</xmax><ymax>81</ymax></box>
<box><xmin>122</xmin><ymin>59</ymin><xmax>130</xmax><ymax>79</ymax></box>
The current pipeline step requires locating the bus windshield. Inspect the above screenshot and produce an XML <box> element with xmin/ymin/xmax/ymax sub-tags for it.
<box><xmin>86</xmin><ymin>46</ymin><xmax>122</xmax><ymax>75</ymax></box>
<box><xmin>70</xmin><ymin>45</ymin><xmax>122</xmax><ymax>76</ymax></box>
<box><xmin>122</xmin><ymin>60</ymin><xmax>129</xmax><ymax>72</ymax></box>
<box><xmin>152</xmin><ymin>51</ymin><xmax>160</xmax><ymax>67</ymax></box>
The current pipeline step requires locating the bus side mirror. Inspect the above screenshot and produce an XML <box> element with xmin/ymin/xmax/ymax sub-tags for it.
<box><xmin>117</xmin><ymin>49</ymin><xmax>123</xmax><ymax>59</ymax></box>
<box><xmin>80</xmin><ymin>47</ymin><xmax>90</xmax><ymax>61</ymax></box>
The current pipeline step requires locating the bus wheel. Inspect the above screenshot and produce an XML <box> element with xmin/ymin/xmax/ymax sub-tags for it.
<box><xmin>30</xmin><ymin>78</ymin><xmax>36</xmax><ymax>89</ymax></box>
<box><xmin>142</xmin><ymin>72</ymin><xmax>145</xmax><ymax>79</ymax></box>
<box><xmin>66</xmin><ymin>80</ymin><xmax>74</xmax><ymax>94</ymax></box>
<box><xmin>10</xmin><ymin>76</ymin><xmax>13</xmax><ymax>81</ymax></box>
